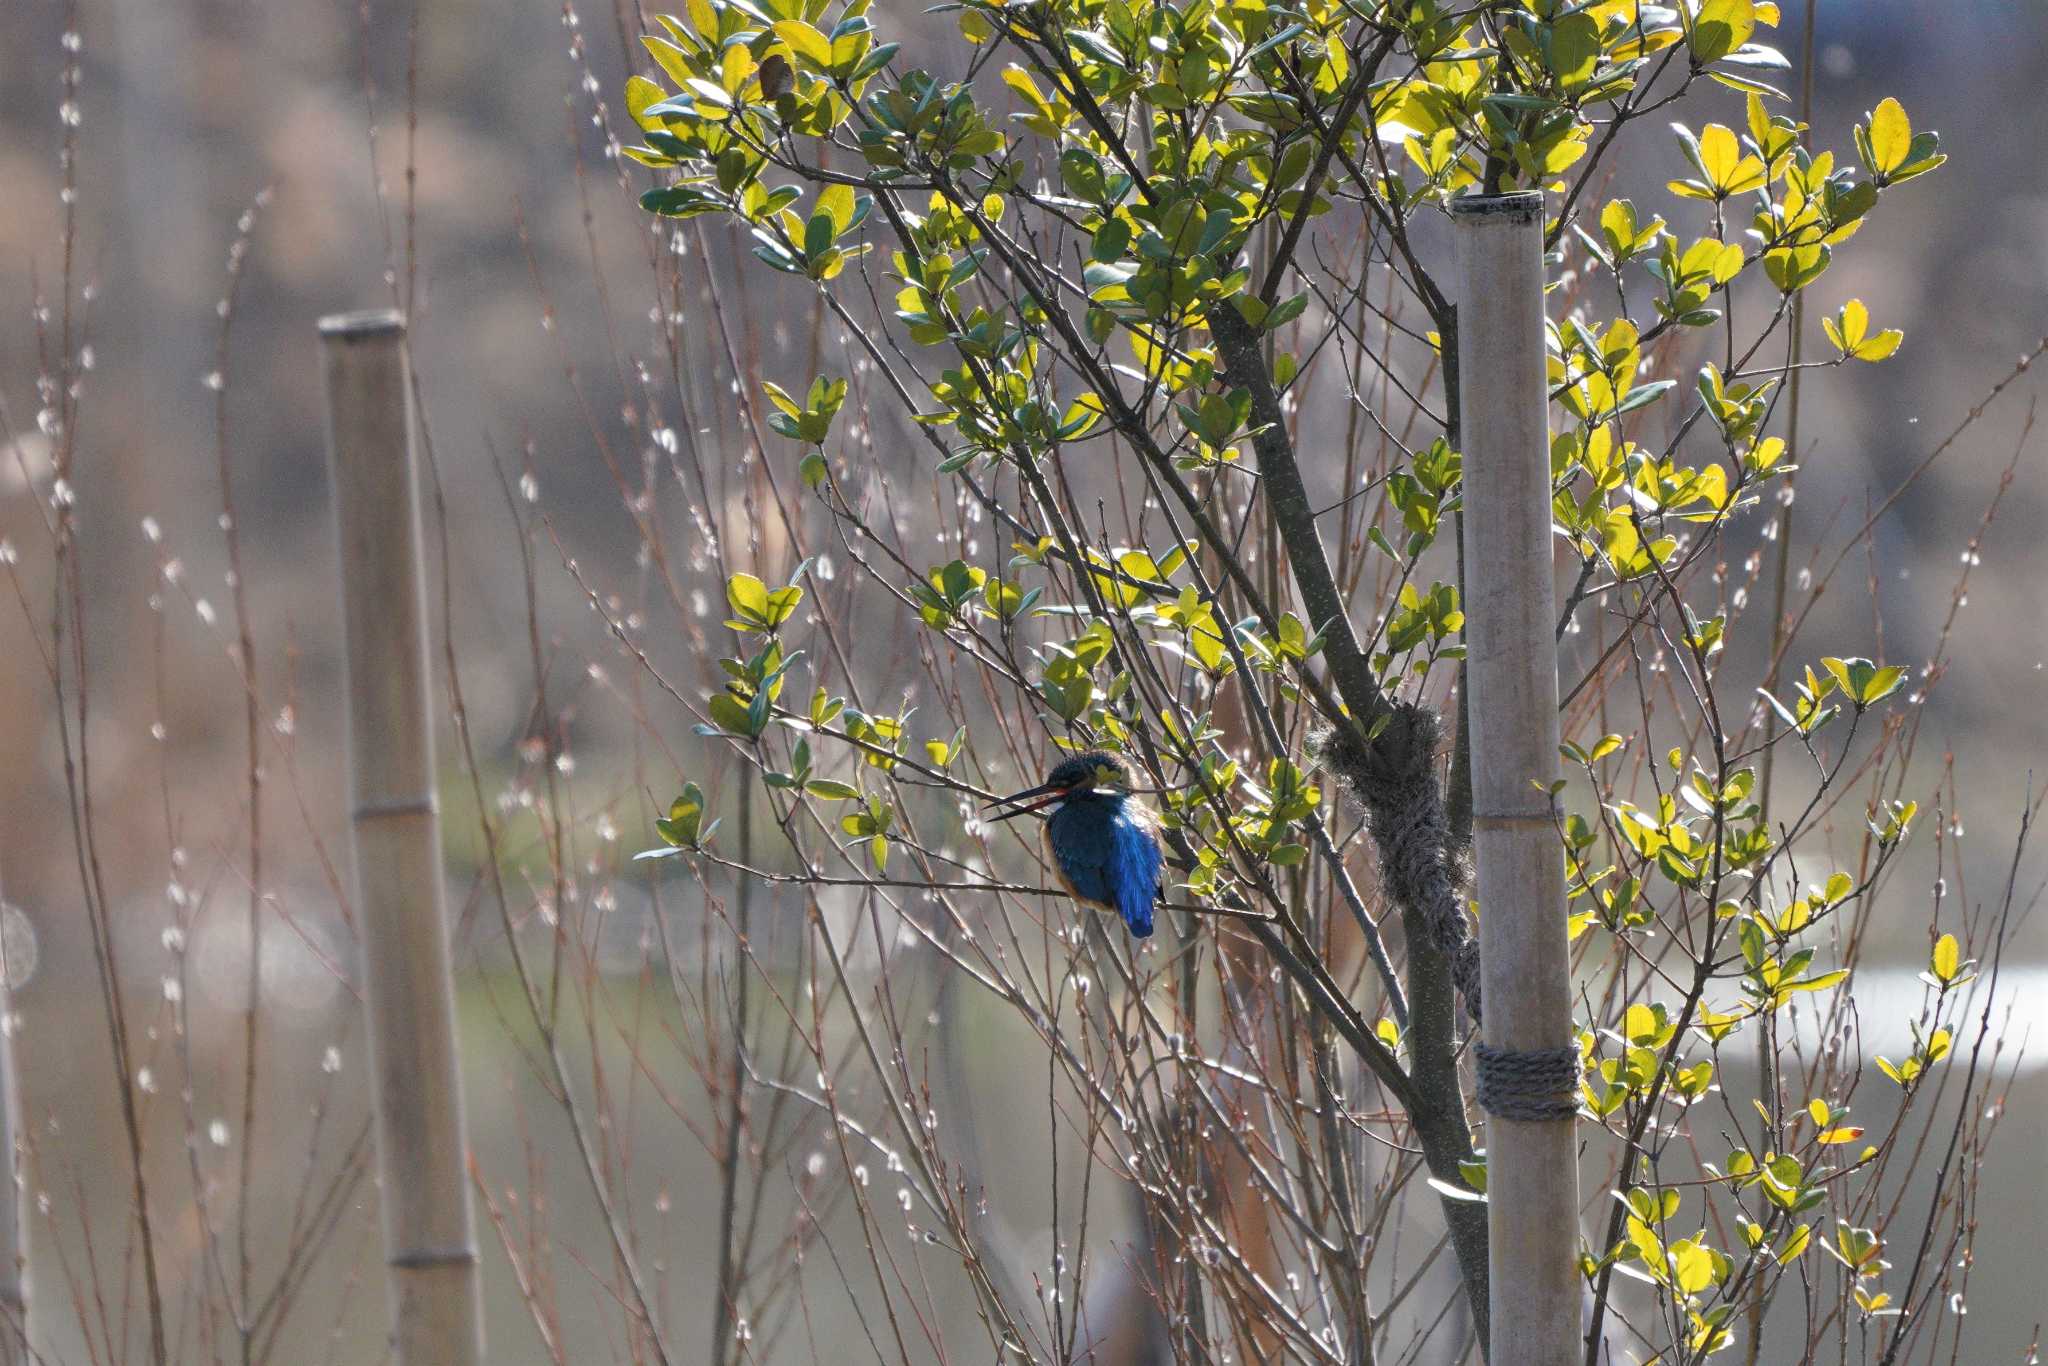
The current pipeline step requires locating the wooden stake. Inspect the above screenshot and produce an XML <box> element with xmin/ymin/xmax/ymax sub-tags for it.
<box><xmin>0</xmin><ymin>955</ymin><xmax>24</xmax><ymax>1365</ymax></box>
<box><xmin>1450</xmin><ymin>192</ymin><xmax>1581</xmax><ymax>1366</ymax></box>
<box><xmin>320</xmin><ymin>310</ymin><xmax>483</xmax><ymax>1366</ymax></box>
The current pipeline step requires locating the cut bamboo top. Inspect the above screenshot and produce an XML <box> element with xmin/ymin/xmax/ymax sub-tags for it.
<box><xmin>317</xmin><ymin>308</ymin><xmax>407</xmax><ymax>340</ymax></box>
<box><xmin>1447</xmin><ymin>190</ymin><xmax>1545</xmax><ymax>221</ymax></box>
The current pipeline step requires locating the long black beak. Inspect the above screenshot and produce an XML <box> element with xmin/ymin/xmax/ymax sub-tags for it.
<box><xmin>981</xmin><ymin>781</ymin><xmax>1067</xmax><ymax>822</ymax></box>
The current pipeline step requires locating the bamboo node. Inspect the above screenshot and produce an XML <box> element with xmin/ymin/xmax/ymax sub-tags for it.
<box><xmin>1470</xmin><ymin>807</ymin><xmax>1558</xmax><ymax>827</ymax></box>
<box><xmin>388</xmin><ymin>1244</ymin><xmax>480</xmax><ymax>1270</ymax></box>
<box><xmin>352</xmin><ymin>795</ymin><xmax>438</xmax><ymax>822</ymax></box>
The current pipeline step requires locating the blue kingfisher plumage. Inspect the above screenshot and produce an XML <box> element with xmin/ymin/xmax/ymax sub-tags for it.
<box><xmin>983</xmin><ymin>750</ymin><xmax>1164</xmax><ymax>938</ymax></box>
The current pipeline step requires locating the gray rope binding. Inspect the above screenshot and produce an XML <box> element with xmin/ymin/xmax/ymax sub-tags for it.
<box><xmin>1474</xmin><ymin>1044</ymin><xmax>1580</xmax><ymax>1122</ymax></box>
<box><xmin>1318</xmin><ymin>706</ymin><xmax>1580</xmax><ymax>1121</ymax></box>
<box><xmin>1317</xmin><ymin>704</ymin><xmax>1485</xmax><ymax>1025</ymax></box>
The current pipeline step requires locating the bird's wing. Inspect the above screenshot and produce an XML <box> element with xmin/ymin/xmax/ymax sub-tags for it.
<box><xmin>1107</xmin><ymin>811</ymin><xmax>1162</xmax><ymax>938</ymax></box>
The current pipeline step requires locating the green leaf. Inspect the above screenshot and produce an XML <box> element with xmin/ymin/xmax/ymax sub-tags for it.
<box><xmin>1820</xmin><ymin>656</ymin><xmax>1904</xmax><ymax>710</ymax></box>
<box><xmin>650</xmin><ymin>782</ymin><xmax>711</xmax><ymax>850</ymax></box>
<box><xmin>1264</xmin><ymin>292</ymin><xmax>1309</xmax><ymax>330</ymax></box>
<box><xmin>805</xmin><ymin>779</ymin><xmax>861</xmax><ymax>800</ymax></box>
<box><xmin>1781</xmin><ymin>968</ymin><xmax>1850</xmax><ymax>997</ymax></box>
<box><xmin>1611</xmin><ymin>378</ymin><xmax>1676</xmax><ymax>418</ymax></box>
<box><xmin>1066</xmin><ymin>28</ymin><xmax>1129</xmax><ymax>70</ymax></box>
<box><xmin>708</xmin><ymin>691</ymin><xmax>763</xmax><ymax>737</ymax></box>
<box><xmin>641</xmin><ymin>186</ymin><xmax>723</xmax><ymax>218</ymax></box>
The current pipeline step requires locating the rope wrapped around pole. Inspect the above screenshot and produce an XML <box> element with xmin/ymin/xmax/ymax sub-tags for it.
<box><xmin>1475</xmin><ymin>1045</ymin><xmax>1580</xmax><ymax>1123</ymax></box>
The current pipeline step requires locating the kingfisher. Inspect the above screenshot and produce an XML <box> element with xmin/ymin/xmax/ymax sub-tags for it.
<box><xmin>983</xmin><ymin>750</ymin><xmax>1164</xmax><ymax>938</ymax></box>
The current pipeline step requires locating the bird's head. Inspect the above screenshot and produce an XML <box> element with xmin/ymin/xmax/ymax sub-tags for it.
<box><xmin>983</xmin><ymin>750</ymin><xmax>1131</xmax><ymax>822</ymax></box>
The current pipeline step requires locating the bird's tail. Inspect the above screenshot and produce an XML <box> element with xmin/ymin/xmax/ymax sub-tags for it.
<box><xmin>1119</xmin><ymin>886</ymin><xmax>1155</xmax><ymax>938</ymax></box>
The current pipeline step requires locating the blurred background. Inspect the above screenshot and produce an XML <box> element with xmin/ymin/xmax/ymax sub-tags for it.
<box><xmin>0</xmin><ymin>0</ymin><xmax>2041</xmax><ymax>1361</ymax></box>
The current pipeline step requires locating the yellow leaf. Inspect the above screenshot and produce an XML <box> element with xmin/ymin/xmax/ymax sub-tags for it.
<box><xmin>1671</xmin><ymin>1240</ymin><xmax>1717</xmax><ymax>1295</ymax></box>
<box><xmin>1376</xmin><ymin>82</ymin><xmax>1440</xmax><ymax>137</ymax></box>
<box><xmin>1829</xmin><ymin>298</ymin><xmax>1870</xmax><ymax>349</ymax></box>
<box><xmin>685</xmin><ymin>0</ymin><xmax>717</xmax><ymax>42</ymax></box>
<box><xmin>1600</xmin><ymin>318</ymin><xmax>1641</xmax><ymax>368</ymax></box>
<box><xmin>773</xmin><ymin>20</ymin><xmax>833</xmax><ymax>71</ymax></box>
<box><xmin>1625</xmin><ymin>1002</ymin><xmax>1660</xmax><ymax>1044</ymax></box>
<box><xmin>1778</xmin><ymin>1223</ymin><xmax>1811</xmax><ymax>1261</ymax></box>
<box><xmin>640</xmin><ymin>35</ymin><xmax>695</xmax><ymax>90</ymax></box>
<box><xmin>1711</xmin><ymin>241</ymin><xmax>1746</xmax><ymax>283</ymax></box>
<box><xmin>816</xmin><ymin>183</ymin><xmax>856</xmax><ymax>236</ymax></box>
<box><xmin>1601</xmin><ymin>508</ymin><xmax>1641</xmax><ymax>566</ymax></box>
<box><xmin>1698</xmin><ymin>1004</ymin><xmax>1746</xmax><ymax>1043</ymax></box>
<box><xmin>1931</xmin><ymin>932</ymin><xmax>1960</xmax><ymax>984</ymax></box>
<box><xmin>1746</xmin><ymin>436</ymin><xmax>1786</xmax><ymax>473</ymax></box>
<box><xmin>1825</xmin><ymin>299</ymin><xmax>1902</xmax><ymax>361</ymax></box>
<box><xmin>625</xmin><ymin>75</ymin><xmax>668</xmax><ymax>128</ymax></box>
<box><xmin>1868</xmin><ymin>97</ymin><xmax>1911</xmax><ymax>176</ymax></box>
<box><xmin>1691</xmin><ymin>0</ymin><xmax>1756</xmax><ymax>62</ymax></box>
<box><xmin>719</xmin><ymin>43</ymin><xmax>757</xmax><ymax>97</ymax></box>
<box><xmin>1694</xmin><ymin>463</ymin><xmax>1729</xmax><ymax>511</ymax></box>
<box><xmin>1698</xmin><ymin>123</ymin><xmax>1738</xmax><ymax>181</ymax></box>
<box><xmin>1001</xmin><ymin>66</ymin><xmax>1047</xmax><ymax>111</ymax></box>
<box><xmin>1698</xmin><ymin>123</ymin><xmax>1766</xmax><ymax>195</ymax></box>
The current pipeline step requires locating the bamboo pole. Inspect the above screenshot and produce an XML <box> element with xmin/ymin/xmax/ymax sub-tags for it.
<box><xmin>1450</xmin><ymin>192</ymin><xmax>1581</xmax><ymax>1366</ymax></box>
<box><xmin>319</xmin><ymin>310</ymin><xmax>484</xmax><ymax>1366</ymax></box>
<box><xmin>0</xmin><ymin>908</ymin><xmax>25</xmax><ymax>1366</ymax></box>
